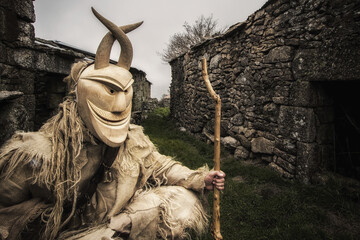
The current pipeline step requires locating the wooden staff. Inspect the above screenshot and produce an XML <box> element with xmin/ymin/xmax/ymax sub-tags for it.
<box><xmin>201</xmin><ymin>58</ymin><xmax>223</xmax><ymax>240</ymax></box>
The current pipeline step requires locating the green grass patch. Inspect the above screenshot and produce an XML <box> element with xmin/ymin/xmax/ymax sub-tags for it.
<box><xmin>141</xmin><ymin>108</ymin><xmax>360</xmax><ymax>240</ymax></box>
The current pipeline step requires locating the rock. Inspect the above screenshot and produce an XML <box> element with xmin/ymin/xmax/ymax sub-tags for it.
<box><xmin>264</xmin><ymin>46</ymin><xmax>293</xmax><ymax>63</ymax></box>
<box><xmin>289</xmin><ymin>81</ymin><xmax>318</xmax><ymax>107</ymax></box>
<box><xmin>296</xmin><ymin>142</ymin><xmax>318</xmax><ymax>183</ymax></box>
<box><xmin>269</xmin><ymin>162</ymin><xmax>293</xmax><ymax>179</ymax></box>
<box><xmin>0</xmin><ymin>100</ymin><xmax>31</xmax><ymax>146</ymax></box>
<box><xmin>274</xmin><ymin>156</ymin><xmax>296</xmax><ymax>174</ymax></box>
<box><xmin>251</xmin><ymin>137</ymin><xmax>274</xmax><ymax>154</ymax></box>
<box><xmin>13</xmin><ymin>48</ymin><xmax>34</xmax><ymax>69</ymax></box>
<box><xmin>17</xmin><ymin>21</ymin><xmax>34</xmax><ymax>46</ymax></box>
<box><xmin>237</xmin><ymin>134</ymin><xmax>251</xmax><ymax>149</ymax></box>
<box><xmin>179</xmin><ymin>127</ymin><xmax>186</xmax><ymax>132</ymax></box>
<box><xmin>202</xmin><ymin>128</ymin><xmax>214</xmax><ymax>143</ymax></box>
<box><xmin>0</xmin><ymin>8</ymin><xmax>19</xmax><ymax>42</ymax></box>
<box><xmin>234</xmin><ymin>146</ymin><xmax>250</xmax><ymax>159</ymax></box>
<box><xmin>278</xmin><ymin>106</ymin><xmax>316</xmax><ymax>142</ymax></box>
<box><xmin>273</xmin><ymin>147</ymin><xmax>296</xmax><ymax>164</ymax></box>
<box><xmin>0</xmin><ymin>90</ymin><xmax>23</xmax><ymax>101</ymax></box>
<box><xmin>210</xmin><ymin>54</ymin><xmax>222</xmax><ymax>69</ymax></box>
<box><xmin>230</xmin><ymin>113</ymin><xmax>244</xmax><ymax>126</ymax></box>
<box><xmin>221</xmin><ymin>136</ymin><xmax>239</xmax><ymax>150</ymax></box>
<box><xmin>14</xmin><ymin>0</ymin><xmax>35</xmax><ymax>22</ymax></box>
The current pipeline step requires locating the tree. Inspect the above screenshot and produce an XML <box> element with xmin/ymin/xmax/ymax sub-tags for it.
<box><xmin>161</xmin><ymin>15</ymin><xmax>223</xmax><ymax>62</ymax></box>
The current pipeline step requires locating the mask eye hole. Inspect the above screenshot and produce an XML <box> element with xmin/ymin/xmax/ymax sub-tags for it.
<box><xmin>105</xmin><ymin>86</ymin><xmax>117</xmax><ymax>95</ymax></box>
<box><xmin>124</xmin><ymin>86</ymin><xmax>133</xmax><ymax>95</ymax></box>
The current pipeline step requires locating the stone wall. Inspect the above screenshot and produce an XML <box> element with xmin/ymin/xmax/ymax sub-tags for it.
<box><xmin>1</xmin><ymin>0</ymin><xmax>42</xmax><ymax>144</ymax></box>
<box><xmin>131</xmin><ymin>68</ymin><xmax>156</xmax><ymax>124</ymax></box>
<box><xmin>0</xmin><ymin>0</ymin><xmax>86</xmax><ymax>145</ymax></box>
<box><xmin>131</xmin><ymin>68</ymin><xmax>151</xmax><ymax>112</ymax></box>
<box><xmin>170</xmin><ymin>0</ymin><xmax>360</xmax><ymax>182</ymax></box>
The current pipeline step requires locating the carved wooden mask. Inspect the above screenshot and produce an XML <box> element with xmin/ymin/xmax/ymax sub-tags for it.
<box><xmin>76</xmin><ymin>8</ymin><xmax>142</xmax><ymax>147</ymax></box>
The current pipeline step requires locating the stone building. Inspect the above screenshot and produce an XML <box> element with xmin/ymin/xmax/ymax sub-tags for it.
<box><xmin>131</xmin><ymin>67</ymin><xmax>152</xmax><ymax>112</ymax></box>
<box><xmin>170</xmin><ymin>0</ymin><xmax>360</xmax><ymax>182</ymax></box>
<box><xmin>0</xmin><ymin>0</ymin><xmax>152</xmax><ymax>145</ymax></box>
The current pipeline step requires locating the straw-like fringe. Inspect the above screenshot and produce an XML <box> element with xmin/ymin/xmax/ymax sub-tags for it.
<box><xmin>0</xmin><ymin>137</ymin><xmax>52</xmax><ymax>183</ymax></box>
<box><xmin>0</xmin><ymin>96</ymin><xmax>88</xmax><ymax>240</ymax></box>
<box><xmin>113</xmin><ymin>124</ymin><xmax>156</xmax><ymax>175</ymax></box>
<box><xmin>156</xmin><ymin>188</ymin><xmax>209</xmax><ymax>240</ymax></box>
<box><xmin>115</xmin><ymin>125</ymin><xmax>181</xmax><ymax>194</ymax></box>
<box><xmin>38</xmin><ymin>97</ymin><xmax>86</xmax><ymax>240</ymax></box>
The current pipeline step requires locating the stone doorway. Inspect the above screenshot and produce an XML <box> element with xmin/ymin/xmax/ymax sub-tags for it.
<box><xmin>324</xmin><ymin>82</ymin><xmax>360</xmax><ymax>180</ymax></box>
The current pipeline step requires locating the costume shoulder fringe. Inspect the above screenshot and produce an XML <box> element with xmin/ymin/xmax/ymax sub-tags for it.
<box><xmin>127</xmin><ymin>124</ymin><xmax>156</xmax><ymax>155</ymax></box>
<box><xmin>112</xmin><ymin>124</ymin><xmax>156</xmax><ymax>173</ymax></box>
<box><xmin>0</xmin><ymin>131</ymin><xmax>52</xmax><ymax>180</ymax></box>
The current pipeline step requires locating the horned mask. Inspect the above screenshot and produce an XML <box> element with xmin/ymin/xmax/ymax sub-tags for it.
<box><xmin>76</xmin><ymin>8</ymin><xmax>143</xmax><ymax>147</ymax></box>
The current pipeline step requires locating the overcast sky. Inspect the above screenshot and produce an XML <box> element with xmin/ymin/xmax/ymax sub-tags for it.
<box><xmin>33</xmin><ymin>0</ymin><xmax>267</xmax><ymax>99</ymax></box>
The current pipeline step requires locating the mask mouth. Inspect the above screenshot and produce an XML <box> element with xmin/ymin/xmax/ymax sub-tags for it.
<box><xmin>87</xmin><ymin>99</ymin><xmax>131</xmax><ymax>126</ymax></box>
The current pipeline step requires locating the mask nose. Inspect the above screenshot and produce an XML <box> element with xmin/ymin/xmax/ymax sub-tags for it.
<box><xmin>112</xmin><ymin>91</ymin><xmax>128</xmax><ymax>112</ymax></box>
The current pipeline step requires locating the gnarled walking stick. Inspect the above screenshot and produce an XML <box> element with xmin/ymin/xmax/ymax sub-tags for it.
<box><xmin>201</xmin><ymin>58</ymin><xmax>223</xmax><ymax>240</ymax></box>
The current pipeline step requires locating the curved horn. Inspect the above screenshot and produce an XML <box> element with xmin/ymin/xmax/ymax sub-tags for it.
<box><xmin>94</xmin><ymin>21</ymin><xmax>143</xmax><ymax>70</ymax></box>
<box><xmin>92</xmin><ymin>7</ymin><xmax>141</xmax><ymax>70</ymax></box>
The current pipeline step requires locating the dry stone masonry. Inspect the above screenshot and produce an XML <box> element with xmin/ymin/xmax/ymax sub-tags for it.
<box><xmin>170</xmin><ymin>0</ymin><xmax>360</xmax><ymax>182</ymax></box>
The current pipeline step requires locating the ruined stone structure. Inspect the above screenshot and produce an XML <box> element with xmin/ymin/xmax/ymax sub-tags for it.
<box><xmin>170</xmin><ymin>0</ymin><xmax>360</xmax><ymax>182</ymax></box>
<box><xmin>0</xmin><ymin>0</ymin><xmax>152</xmax><ymax>145</ymax></box>
<box><xmin>131</xmin><ymin>68</ymin><xmax>152</xmax><ymax>112</ymax></box>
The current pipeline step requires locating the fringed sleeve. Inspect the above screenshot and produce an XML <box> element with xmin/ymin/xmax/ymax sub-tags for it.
<box><xmin>0</xmin><ymin>131</ymin><xmax>52</xmax><ymax>206</ymax></box>
<box><xmin>126</xmin><ymin>125</ymin><xmax>209</xmax><ymax>193</ymax></box>
<box><xmin>149</xmin><ymin>151</ymin><xmax>209</xmax><ymax>193</ymax></box>
<box><xmin>0</xmin><ymin>132</ymin><xmax>52</xmax><ymax>178</ymax></box>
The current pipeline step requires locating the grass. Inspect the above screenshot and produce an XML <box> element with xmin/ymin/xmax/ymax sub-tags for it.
<box><xmin>141</xmin><ymin>107</ymin><xmax>360</xmax><ymax>240</ymax></box>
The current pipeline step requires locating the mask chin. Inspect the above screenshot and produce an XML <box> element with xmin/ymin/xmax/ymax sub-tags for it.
<box><xmin>92</xmin><ymin>114</ymin><xmax>131</xmax><ymax>147</ymax></box>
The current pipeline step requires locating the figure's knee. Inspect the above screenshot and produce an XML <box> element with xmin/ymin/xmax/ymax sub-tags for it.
<box><xmin>156</xmin><ymin>186</ymin><xmax>205</xmax><ymax>221</ymax></box>
<box><xmin>112</xmin><ymin>186</ymin><xmax>208</xmax><ymax>239</ymax></box>
<box><xmin>156</xmin><ymin>186</ymin><xmax>208</xmax><ymax>239</ymax></box>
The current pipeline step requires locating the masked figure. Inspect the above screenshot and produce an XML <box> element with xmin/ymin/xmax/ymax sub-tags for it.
<box><xmin>0</xmin><ymin>8</ymin><xmax>225</xmax><ymax>240</ymax></box>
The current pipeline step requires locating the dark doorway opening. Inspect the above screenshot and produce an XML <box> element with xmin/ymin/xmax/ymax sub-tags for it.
<box><xmin>34</xmin><ymin>72</ymin><xmax>67</xmax><ymax>130</ymax></box>
<box><xmin>325</xmin><ymin>81</ymin><xmax>360</xmax><ymax>180</ymax></box>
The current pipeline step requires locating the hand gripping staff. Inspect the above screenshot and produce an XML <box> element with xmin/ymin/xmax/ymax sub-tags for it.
<box><xmin>201</xmin><ymin>58</ymin><xmax>223</xmax><ymax>240</ymax></box>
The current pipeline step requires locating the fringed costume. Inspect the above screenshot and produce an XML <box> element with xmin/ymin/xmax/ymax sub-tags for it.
<box><xmin>0</xmin><ymin>119</ymin><xmax>209</xmax><ymax>239</ymax></box>
<box><xmin>0</xmin><ymin>8</ymin><xmax>213</xmax><ymax>240</ymax></box>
